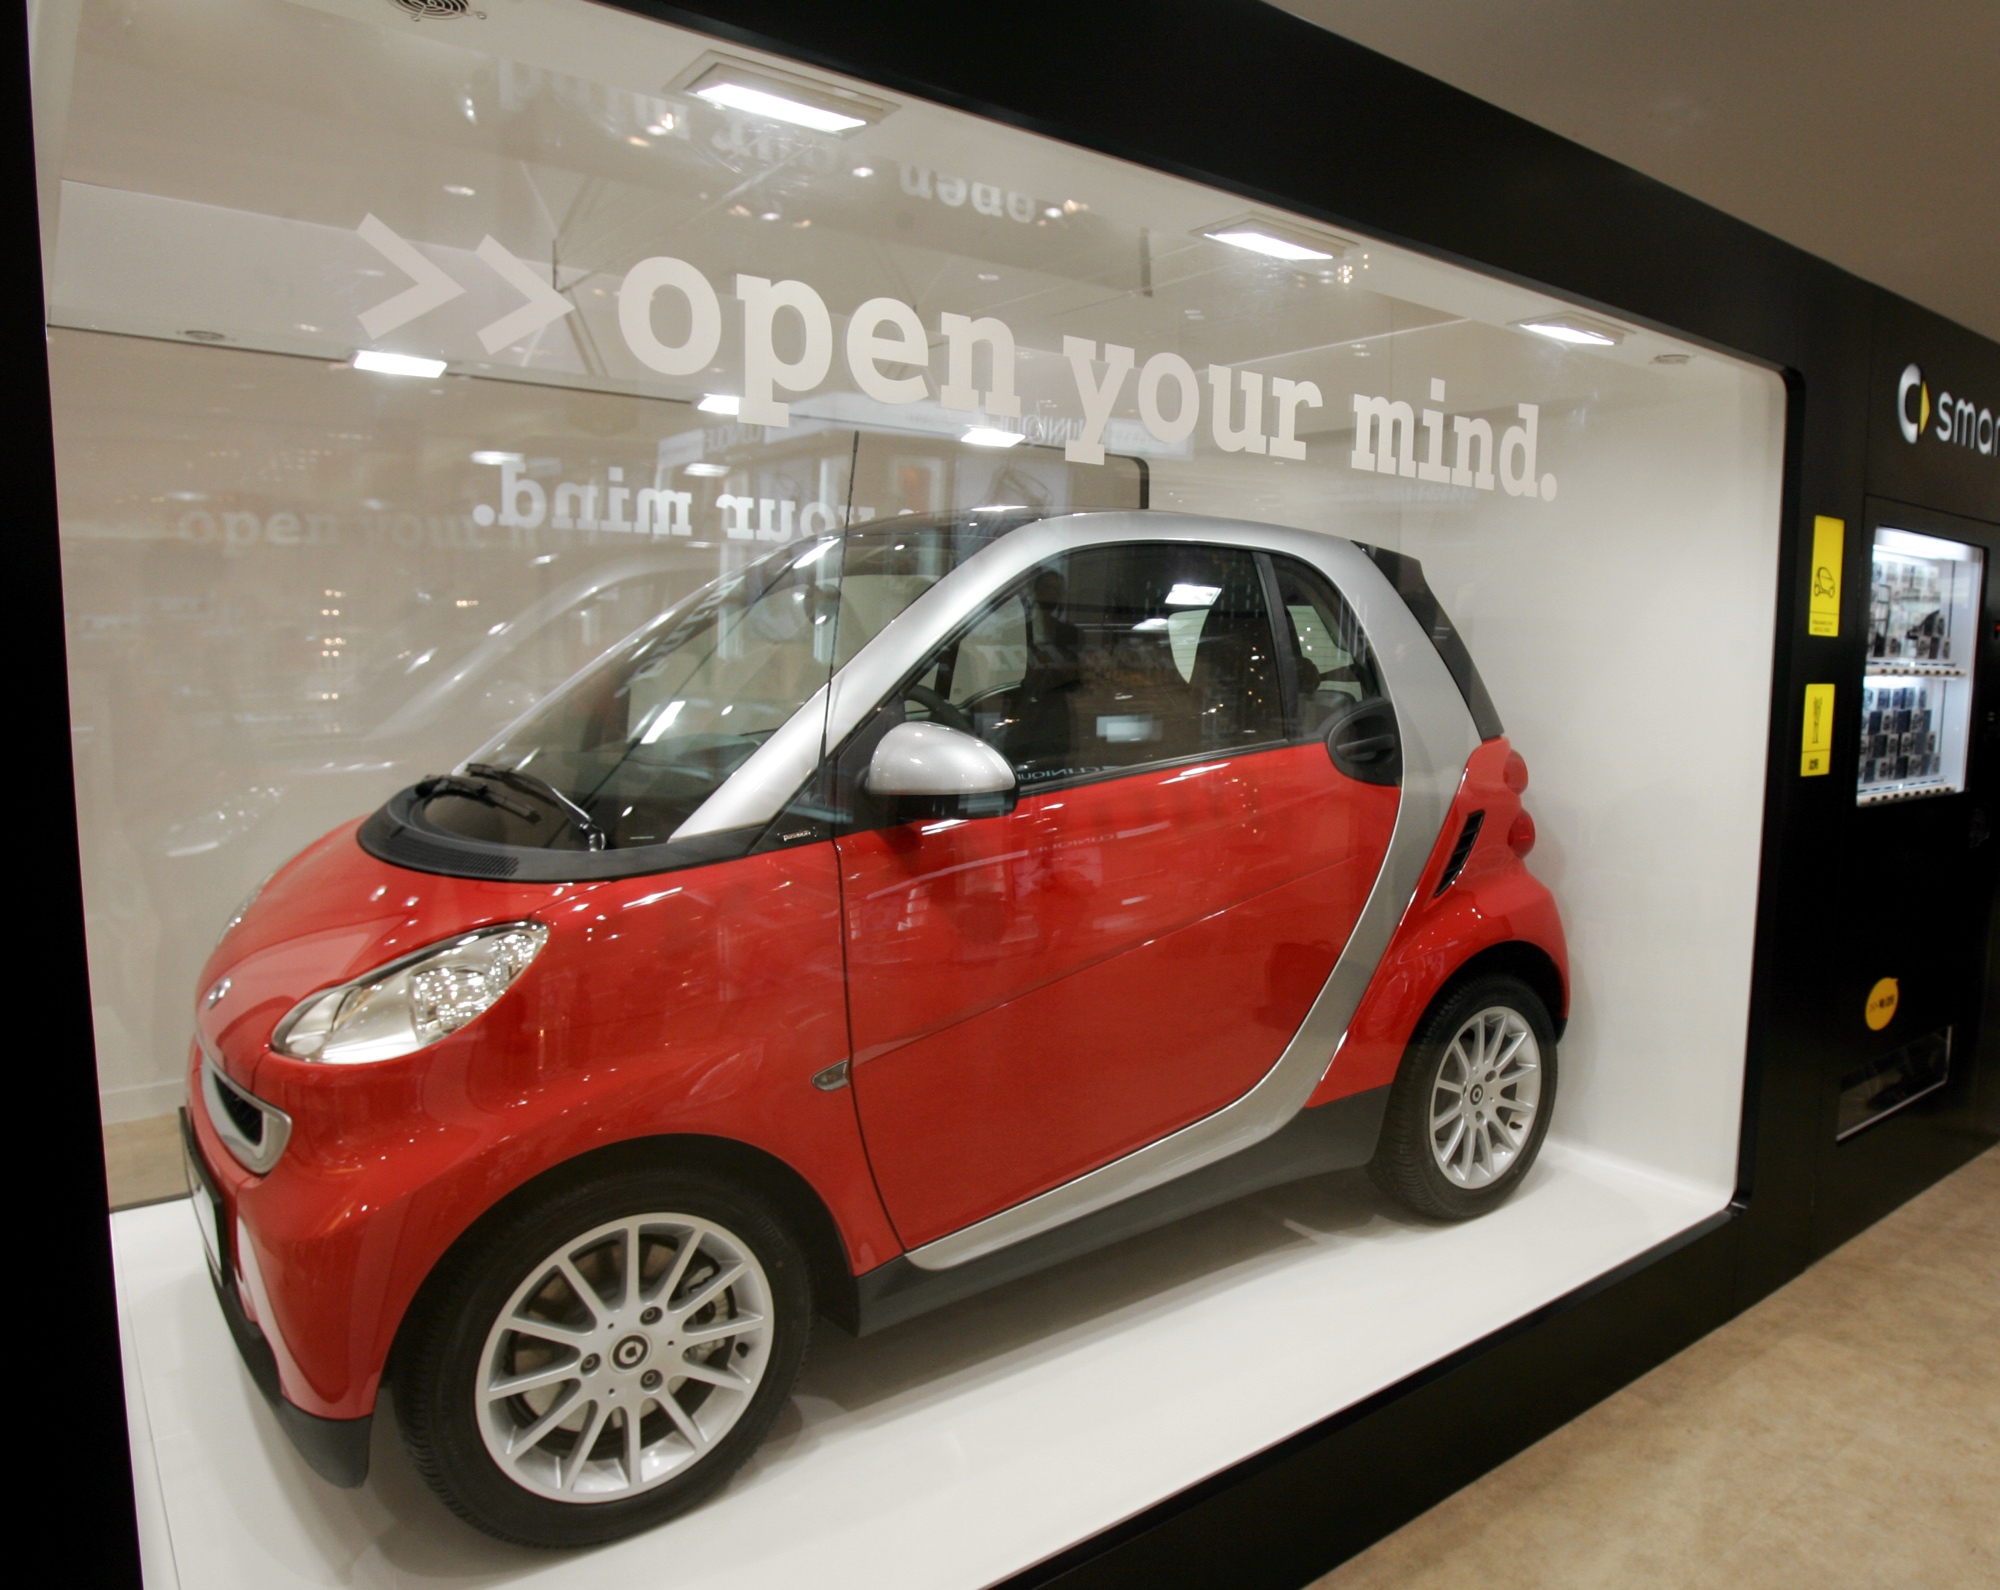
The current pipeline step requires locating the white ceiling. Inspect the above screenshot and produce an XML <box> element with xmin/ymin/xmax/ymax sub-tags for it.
<box><xmin>1270</xmin><ymin>0</ymin><xmax>2000</xmax><ymax>343</ymax></box>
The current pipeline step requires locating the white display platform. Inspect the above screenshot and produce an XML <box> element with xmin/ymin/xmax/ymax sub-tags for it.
<box><xmin>115</xmin><ymin>1144</ymin><xmax>1724</xmax><ymax>1590</ymax></box>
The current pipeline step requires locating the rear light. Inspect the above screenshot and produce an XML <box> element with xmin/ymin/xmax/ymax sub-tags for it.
<box><xmin>1508</xmin><ymin>811</ymin><xmax>1537</xmax><ymax>856</ymax></box>
<box><xmin>1503</xmin><ymin>751</ymin><xmax>1529</xmax><ymax>792</ymax></box>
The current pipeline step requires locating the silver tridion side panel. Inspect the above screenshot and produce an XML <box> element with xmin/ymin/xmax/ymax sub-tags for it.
<box><xmin>677</xmin><ymin>511</ymin><xmax>1481</xmax><ymax>1266</ymax></box>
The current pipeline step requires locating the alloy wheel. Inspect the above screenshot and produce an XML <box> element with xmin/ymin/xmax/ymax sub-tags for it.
<box><xmin>1428</xmin><ymin>1005</ymin><xmax>1542</xmax><ymax>1189</ymax></box>
<box><xmin>475</xmin><ymin>1212</ymin><xmax>773</xmax><ymax>1502</ymax></box>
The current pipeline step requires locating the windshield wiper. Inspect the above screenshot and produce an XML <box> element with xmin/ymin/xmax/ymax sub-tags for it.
<box><xmin>466</xmin><ymin>762</ymin><xmax>608</xmax><ymax>851</ymax></box>
<box><xmin>414</xmin><ymin>774</ymin><xmax>542</xmax><ymax>823</ymax></box>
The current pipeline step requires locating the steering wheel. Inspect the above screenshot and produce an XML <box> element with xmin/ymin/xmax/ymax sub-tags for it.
<box><xmin>905</xmin><ymin>683</ymin><xmax>975</xmax><ymax>733</ymax></box>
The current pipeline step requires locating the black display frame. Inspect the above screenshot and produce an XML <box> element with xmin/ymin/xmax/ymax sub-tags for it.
<box><xmin>18</xmin><ymin>2</ymin><xmax>1998</xmax><ymax>1584</ymax></box>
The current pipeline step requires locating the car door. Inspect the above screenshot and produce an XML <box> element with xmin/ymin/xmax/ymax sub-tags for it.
<box><xmin>834</xmin><ymin>540</ymin><xmax>1401</xmax><ymax>1249</ymax></box>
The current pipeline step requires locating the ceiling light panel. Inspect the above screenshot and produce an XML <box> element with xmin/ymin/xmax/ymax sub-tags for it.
<box><xmin>1197</xmin><ymin>215</ymin><xmax>1356</xmax><ymax>263</ymax></box>
<box><xmin>352</xmin><ymin>350</ymin><xmax>445</xmax><ymax>378</ymax></box>
<box><xmin>676</xmin><ymin>56</ymin><xmax>895</xmax><ymax>135</ymax></box>
<box><xmin>1514</xmin><ymin>313</ymin><xmax>1627</xmax><ymax>347</ymax></box>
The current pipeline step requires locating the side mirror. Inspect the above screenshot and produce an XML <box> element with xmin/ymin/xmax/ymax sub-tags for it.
<box><xmin>1324</xmin><ymin>695</ymin><xmax>1401</xmax><ymax>786</ymax></box>
<box><xmin>865</xmin><ymin>721</ymin><xmax>1018</xmax><ymax>818</ymax></box>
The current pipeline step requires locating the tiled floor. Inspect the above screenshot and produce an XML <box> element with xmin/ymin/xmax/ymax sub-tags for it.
<box><xmin>105</xmin><ymin>1113</ymin><xmax>188</xmax><ymax>1208</ymax></box>
<box><xmin>1310</xmin><ymin>1144</ymin><xmax>2000</xmax><ymax>1590</ymax></box>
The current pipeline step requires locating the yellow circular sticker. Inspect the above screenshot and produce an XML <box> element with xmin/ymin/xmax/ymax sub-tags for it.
<box><xmin>1865</xmin><ymin>977</ymin><xmax>1900</xmax><ymax>1031</ymax></box>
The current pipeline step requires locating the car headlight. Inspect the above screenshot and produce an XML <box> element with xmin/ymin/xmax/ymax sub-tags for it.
<box><xmin>271</xmin><ymin>922</ymin><xmax>549</xmax><ymax>1065</ymax></box>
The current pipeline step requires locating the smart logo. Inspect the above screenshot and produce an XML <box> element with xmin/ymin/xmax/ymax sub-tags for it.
<box><xmin>1898</xmin><ymin>362</ymin><xmax>1997</xmax><ymax>459</ymax></box>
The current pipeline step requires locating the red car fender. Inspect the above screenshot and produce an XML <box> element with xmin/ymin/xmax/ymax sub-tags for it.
<box><xmin>1307</xmin><ymin>737</ymin><xmax>1569</xmax><ymax>1106</ymax></box>
<box><xmin>194</xmin><ymin>832</ymin><xmax>900</xmax><ymax>1422</ymax></box>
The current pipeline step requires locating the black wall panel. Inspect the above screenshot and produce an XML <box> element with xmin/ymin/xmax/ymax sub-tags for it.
<box><xmin>22</xmin><ymin>2</ymin><xmax>1997</xmax><ymax>1585</ymax></box>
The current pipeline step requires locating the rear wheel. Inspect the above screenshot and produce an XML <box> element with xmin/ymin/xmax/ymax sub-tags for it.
<box><xmin>1370</xmin><ymin>974</ymin><xmax>1557</xmax><ymax>1220</ymax></box>
<box><xmin>394</xmin><ymin>1168</ymin><xmax>811</xmax><ymax>1547</ymax></box>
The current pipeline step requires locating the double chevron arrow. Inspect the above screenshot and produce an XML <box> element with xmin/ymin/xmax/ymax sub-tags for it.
<box><xmin>356</xmin><ymin>214</ymin><xmax>574</xmax><ymax>355</ymax></box>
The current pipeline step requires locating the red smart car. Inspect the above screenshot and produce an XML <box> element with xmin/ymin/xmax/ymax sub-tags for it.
<box><xmin>182</xmin><ymin>509</ymin><xmax>1567</xmax><ymax>1546</ymax></box>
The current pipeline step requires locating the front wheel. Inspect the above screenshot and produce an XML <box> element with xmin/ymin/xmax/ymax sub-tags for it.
<box><xmin>393</xmin><ymin>1168</ymin><xmax>811</xmax><ymax>1547</ymax></box>
<box><xmin>1370</xmin><ymin>973</ymin><xmax>1557</xmax><ymax>1220</ymax></box>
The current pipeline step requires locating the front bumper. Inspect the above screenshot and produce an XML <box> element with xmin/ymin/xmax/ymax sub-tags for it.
<box><xmin>180</xmin><ymin>1110</ymin><xmax>372</xmax><ymax>1487</ymax></box>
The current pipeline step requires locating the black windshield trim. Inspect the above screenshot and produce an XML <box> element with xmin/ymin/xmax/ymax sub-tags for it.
<box><xmin>358</xmin><ymin>792</ymin><xmax>767</xmax><ymax>882</ymax></box>
<box><xmin>1355</xmin><ymin>544</ymin><xmax>1504</xmax><ymax>741</ymax></box>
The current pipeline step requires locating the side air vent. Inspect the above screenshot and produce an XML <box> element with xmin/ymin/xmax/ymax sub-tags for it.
<box><xmin>1433</xmin><ymin>810</ymin><xmax>1485</xmax><ymax>896</ymax></box>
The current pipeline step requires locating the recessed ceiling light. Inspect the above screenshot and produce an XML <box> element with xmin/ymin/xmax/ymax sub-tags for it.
<box><xmin>698</xmin><ymin>394</ymin><xmax>741</xmax><ymax>416</ymax></box>
<box><xmin>851</xmin><ymin>165</ymin><xmax>875</xmax><ymax>178</ymax></box>
<box><xmin>443</xmin><ymin>185</ymin><xmax>475</xmax><ymax>197</ymax></box>
<box><xmin>1198</xmin><ymin>215</ymin><xmax>1354</xmax><ymax>263</ymax></box>
<box><xmin>696</xmin><ymin>82</ymin><xmax>862</xmax><ymax>131</ymax></box>
<box><xmin>1208</xmin><ymin>229</ymin><xmax>1329</xmax><ymax>262</ymax></box>
<box><xmin>961</xmin><ymin>426</ymin><xmax>1025</xmax><ymax>448</ymax></box>
<box><xmin>678</xmin><ymin>57</ymin><xmax>893</xmax><ymax>135</ymax></box>
<box><xmin>1515</xmin><ymin>314</ymin><xmax>1626</xmax><ymax>347</ymax></box>
<box><xmin>353</xmin><ymin>350</ymin><xmax>446</xmax><ymax>378</ymax></box>
<box><xmin>628</xmin><ymin>135</ymin><xmax>651</xmax><ymax>148</ymax></box>
<box><xmin>977</xmin><ymin>272</ymin><xmax>1000</xmax><ymax>282</ymax></box>
<box><xmin>470</xmin><ymin>450</ymin><xmax>523</xmax><ymax>466</ymax></box>
<box><xmin>684</xmin><ymin>462</ymin><xmax>729</xmax><ymax>477</ymax></box>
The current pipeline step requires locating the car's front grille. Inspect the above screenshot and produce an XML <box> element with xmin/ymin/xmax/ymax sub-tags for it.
<box><xmin>213</xmin><ymin>1075</ymin><xmax>266</xmax><ymax>1145</ymax></box>
<box><xmin>199</xmin><ymin>1049</ymin><xmax>293</xmax><ymax>1174</ymax></box>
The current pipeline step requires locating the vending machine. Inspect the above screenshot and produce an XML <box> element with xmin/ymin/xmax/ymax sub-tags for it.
<box><xmin>1830</xmin><ymin>508</ymin><xmax>1995</xmax><ymax>1178</ymax></box>
<box><xmin>1856</xmin><ymin>526</ymin><xmax>1984</xmax><ymax>806</ymax></box>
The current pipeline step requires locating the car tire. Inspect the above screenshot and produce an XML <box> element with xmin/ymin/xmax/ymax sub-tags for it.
<box><xmin>1369</xmin><ymin>973</ymin><xmax>1557</xmax><ymax>1221</ymax></box>
<box><xmin>392</xmin><ymin>1166</ymin><xmax>812</xmax><ymax>1548</ymax></box>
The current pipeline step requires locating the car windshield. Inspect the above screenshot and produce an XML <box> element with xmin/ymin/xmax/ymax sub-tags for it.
<box><xmin>416</xmin><ymin>510</ymin><xmax>1040</xmax><ymax>849</ymax></box>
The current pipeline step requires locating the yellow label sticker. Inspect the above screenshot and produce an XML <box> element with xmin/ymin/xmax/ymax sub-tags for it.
<box><xmin>1800</xmin><ymin>682</ymin><xmax>1835</xmax><ymax>776</ymax></box>
<box><xmin>1865</xmin><ymin>977</ymin><xmax>1899</xmax><ymax>1031</ymax></box>
<box><xmin>1808</xmin><ymin>516</ymin><xmax>1843</xmax><ymax>637</ymax></box>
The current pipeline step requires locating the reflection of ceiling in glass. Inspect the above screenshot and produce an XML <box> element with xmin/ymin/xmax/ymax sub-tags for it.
<box><xmin>48</xmin><ymin>0</ymin><xmax>1743</xmax><ymax>437</ymax></box>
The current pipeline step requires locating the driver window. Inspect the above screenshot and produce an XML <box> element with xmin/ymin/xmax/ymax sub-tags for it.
<box><xmin>902</xmin><ymin>543</ymin><xmax>1285</xmax><ymax>789</ymax></box>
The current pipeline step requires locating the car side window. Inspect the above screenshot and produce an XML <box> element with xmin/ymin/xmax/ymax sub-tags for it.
<box><xmin>901</xmin><ymin>543</ymin><xmax>1286</xmax><ymax>789</ymax></box>
<box><xmin>1268</xmin><ymin>554</ymin><xmax>1384</xmax><ymax>739</ymax></box>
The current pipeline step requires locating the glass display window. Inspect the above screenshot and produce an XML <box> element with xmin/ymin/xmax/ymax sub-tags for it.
<box><xmin>40</xmin><ymin>0</ymin><xmax>1793</xmax><ymax>1576</ymax></box>
<box><xmin>1858</xmin><ymin>527</ymin><xmax>1984</xmax><ymax>805</ymax></box>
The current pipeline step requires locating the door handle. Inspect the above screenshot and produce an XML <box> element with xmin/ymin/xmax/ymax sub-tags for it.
<box><xmin>1324</xmin><ymin>697</ymin><xmax>1402</xmax><ymax>786</ymax></box>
